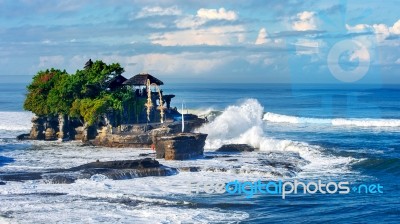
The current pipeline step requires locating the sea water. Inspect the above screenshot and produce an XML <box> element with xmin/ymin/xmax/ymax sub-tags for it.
<box><xmin>0</xmin><ymin>82</ymin><xmax>399</xmax><ymax>223</ymax></box>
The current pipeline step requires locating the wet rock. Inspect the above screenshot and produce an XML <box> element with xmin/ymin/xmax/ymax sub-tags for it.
<box><xmin>29</xmin><ymin>116</ymin><xmax>45</xmax><ymax>140</ymax></box>
<box><xmin>0</xmin><ymin>158</ymin><xmax>177</xmax><ymax>184</ymax></box>
<box><xmin>71</xmin><ymin>158</ymin><xmax>160</xmax><ymax>170</ymax></box>
<box><xmin>179</xmin><ymin>167</ymin><xmax>201</xmax><ymax>172</ymax></box>
<box><xmin>139</xmin><ymin>153</ymin><xmax>150</xmax><ymax>157</ymax></box>
<box><xmin>42</xmin><ymin>174</ymin><xmax>77</xmax><ymax>184</ymax></box>
<box><xmin>65</xmin><ymin>158</ymin><xmax>177</xmax><ymax>181</ymax></box>
<box><xmin>217</xmin><ymin>144</ymin><xmax>256</xmax><ymax>152</ymax></box>
<box><xmin>0</xmin><ymin>172</ymin><xmax>43</xmax><ymax>181</ymax></box>
<box><xmin>225</xmin><ymin>159</ymin><xmax>239</xmax><ymax>162</ymax></box>
<box><xmin>82</xmin><ymin>123</ymin><xmax>97</xmax><ymax>142</ymax></box>
<box><xmin>16</xmin><ymin>133</ymin><xmax>30</xmax><ymax>140</ymax></box>
<box><xmin>0</xmin><ymin>181</ymin><xmax>6</xmax><ymax>185</ymax></box>
<box><xmin>155</xmin><ymin>133</ymin><xmax>207</xmax><ymax>160</ymax></box>
<box><xmin>92</xmin><ymin>133</ymin><xmax>153</xmax><ymax>148</ymax></box>
<box><xmin>44</xmin><ymin>127</ymin><xmax>57</xmax><ymax>140</ymax></box>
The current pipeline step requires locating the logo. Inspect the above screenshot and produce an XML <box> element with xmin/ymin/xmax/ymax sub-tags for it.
<box><xmin>187</xmin><ymin>180</ymin><xmax>383</xmax><ymax>199</ymax></box>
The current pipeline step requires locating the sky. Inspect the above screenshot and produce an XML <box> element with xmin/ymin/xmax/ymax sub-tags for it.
<box><xmin>0</xmin><ymin>0</ymin><xmax>399</xmax><ymax>84</ymax></box>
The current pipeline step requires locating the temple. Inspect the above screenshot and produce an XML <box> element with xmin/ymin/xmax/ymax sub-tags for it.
<box><xmin>106</xmin><ymin>73</ymin><xmax>179</xmax><ymax>124</ymax></box>
<box><xmin>23</xmin><ymin>60</ymin><xmax>208</xmax><ymax>160</ymax></box>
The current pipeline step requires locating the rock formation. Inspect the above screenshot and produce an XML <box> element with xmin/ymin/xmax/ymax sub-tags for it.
<box><xmin>155</xmin><ymin>133</ymin><xmax>207</xmax><ymax>160</ymax></box>
<box><xmin>217</xmin><ymin>144</ymin><xmax>256</xmax><ymax>152</ymax></box>
<box><xmin>0</xmin><ymin>158</ymin><xmax>177</xmax><ymax>184</ymax></box>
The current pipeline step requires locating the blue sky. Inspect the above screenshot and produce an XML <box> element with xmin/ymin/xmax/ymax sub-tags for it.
<box><xmin>1</xmin><ymin>0</ymin><xmax>399</xmax><ymax>84</ymax></box>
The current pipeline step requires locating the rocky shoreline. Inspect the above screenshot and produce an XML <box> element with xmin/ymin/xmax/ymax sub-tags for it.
<box><xmin>17</xmin><ymin>114</ymin><xmax>209</xmax><ymax>161</ymax></box>
<box><xmin>0</xmin><ymin>158</ymin><xmax>177</xmax><ymax>184</ymax></box>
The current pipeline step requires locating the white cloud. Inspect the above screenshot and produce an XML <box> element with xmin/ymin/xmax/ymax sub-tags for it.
<box><xmin>41</xmin><ymin>39</ymin><xmax>52</xmax><ymax>44</ymax></box>
<box><xmin>197</xmin><ymin>8</ymin><xmax>237</xmax><ymax>21</ymax></box>
<box><xmin>389</xmin><ymin>19</ymin><xmax>400</xmax><ymax>34</ymax></box>
<box><xmin>176</xmin><ymin>7</ymin><xmax>237</xmax><ymax>29</ymax></box>
<box><xmin>295</xmin><ymin>39</ymin><xmax>321</xmax><ymax>55</ymax></box>
<box><xmin>150</xmin><ymin>7</ymin><xmax>242</xmax><ymax>46</ymax></box>
<box><xmin>175</xmin><ymin>16</ymin><xmax>206</xmax><ymax>29</ymax></box>
<box><xmin>254</xmin><ymin>28</ymin><xmax>284</xmax><ymax>46</ymax></box>
<box><xmin>148</xmin><ymin>22</ymin><xmax>166</xmax><ymax>29</ymax></box>
<box><xmin>38</xmin><ymin>55</ymin><xmax>64</xmax><ymax>68</ymax></box>
<box><xmin>346</xmin><ymin>19</ymin><xmax>400</xmax><ymax>42</ymax></box>
<box><xmin>98</xmin><ymin>52</ymin><xmax>235</xmax><ymax>75</ymax></box>
<box><xmin>372</xmin><ymin>24</ymin><xmax>390</xmax><ymax>42</ymax></box>
<box><xmin>395</xmin><ymin>58</ymin><xmax>400</xmax><ymax>64</ymax></box>
<box><xmin>263</xmin><ymin>58</ymin><xmax>274</xmax><ymax>66</ymax></box>
<box><xmin>246</xmin><ymin>54</ymin><xmax>263</xmax><ymax>64</ymax></box>
<box><xmin>136</xmin><ymin>6</ymin><xmax>181</xmax><ymax>19</ymax></box>
<box><xmin>292</xmin><ymin>11</ymin><xmax>317</xmax><ymax>31</ymax></box>
<box><xmin>255</xmin><ymin>28</ymin><xmax>269</xmax><ymax>45</ymax></box>
<box><xmin>345</xmin><ymin>24</ymin><xmax>370</xmax><ymax>33</ymax></box>
<box><xmin>151</xmin><ymin>25</ymin><xmax>245</xmax><ymax>46</ymax></box>
<box><xmin>349</xmin><ymin>48</ymin><xmax>370</xmax><ymax>62</ymax></box>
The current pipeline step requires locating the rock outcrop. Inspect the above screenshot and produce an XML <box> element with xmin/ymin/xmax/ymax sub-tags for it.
<box><xmin>0</xmin><ymin>158</ymin><xmax>177</xmax><ymax>184</ymax></box>
<box><xmin>91</xmin><ymin>118</ymin><xmax>205</xmax><ymax>148</ymax></box>
<box><xmin>217</xmin><ymin>144</ymin><xmax>256</xmax><ymax>152</ymax></box>
<box><xmin>155</xmin><ymin>133</ymin><xmax>207</xmax><ymax>160</ymax></box>
<box><xmin>25</xmin><ymin>114</ymin><xmax>206</xmax><ymax>150</ymax></box>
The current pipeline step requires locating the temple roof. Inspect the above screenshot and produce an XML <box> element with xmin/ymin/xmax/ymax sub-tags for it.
<box><xmin>123</xmin><ymin>73</ymin><xmax>164</xmax><ymax>86</ymax></box>
<box><xmin>108</xmin><ymin>74</ymin><xmax>127</xmax><ymax>90</ymax></box>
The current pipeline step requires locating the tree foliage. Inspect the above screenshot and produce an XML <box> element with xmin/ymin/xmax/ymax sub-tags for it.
<box><xmin>24</xmin><ymin>60</ymin><xmax>136</xmax><ymax>125</ymax></box>
<box><xmin>24</xmin><ymin>68</ymin><xmax>68</xmax><ymax>115</ymax></box>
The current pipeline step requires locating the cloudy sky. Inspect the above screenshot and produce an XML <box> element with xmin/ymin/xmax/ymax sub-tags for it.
<box><xmin>1</xmin><ymin>0</ymin><xmax>399</xmax><ymax>84</ymax></box>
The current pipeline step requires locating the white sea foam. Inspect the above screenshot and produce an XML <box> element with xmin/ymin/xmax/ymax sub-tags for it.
<box><xmin>264</xmin><ymin>112</ymin><xmax>400</xmax><ymax>128</ymax></box>
<box><xmin>0</xmin><ymin>140</ymin><xmax>250</xmax><ymax>223</ymax></box>
<box><xmin>0</xmin><ymin>111</ymin><xmax>32</xmax><ymax>131</ymax></box>
<box><xmin>0</xmin><ymin>111</ymin><xmax>33</xmax><ymax>138</ymax></box>
<box><xmin>197</xmin><ymin>99</ymin><xmax>356</xmax><ymax>177</ymax></box>
<box><xmin>0</xmin><ymin>100</ymin><xmax>361</xmax><ymax>223</ymax></box>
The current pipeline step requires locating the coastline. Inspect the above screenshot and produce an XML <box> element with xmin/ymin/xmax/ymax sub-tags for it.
<box><xmin>1</xmin><ymin>84</ymin><xmax>399</xmax><ymax>223</ymax></box>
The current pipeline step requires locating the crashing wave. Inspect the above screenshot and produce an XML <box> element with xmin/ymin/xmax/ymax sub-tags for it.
<box><xmin>196</xmin><ymin>99</ymin><xmax>356</xmax><ymax>177</ymax></box>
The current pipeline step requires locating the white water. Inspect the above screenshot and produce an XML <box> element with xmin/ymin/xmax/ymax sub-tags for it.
<box><xmin>0</xmin><ymin>101</ymin><xmax>360</xmax><ymax>223</ymax></box>
<box><xmin>0</xmin><ymin>111</ymin><xmax>32</xmax><ymax>138</ymax></box>
<box><xmin>264</xmin><ymin>112</ymin><xmax>400</xmax><ymax>128</ymax></box>
<box><xmin>197</xmin><ymin>99</ymin><xmax>356</xmax><ymax>177</ymax></box>
<box><xmin>0</xmin><ymin>142</ymin><xmax>253</xmax><ymax>223</ymax></box>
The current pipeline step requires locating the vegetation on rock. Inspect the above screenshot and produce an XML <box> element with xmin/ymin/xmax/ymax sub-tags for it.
<box><xmin>24</xmin><ymin>60</ymin><xmax>137</xmax><ymax>125</ymax></box>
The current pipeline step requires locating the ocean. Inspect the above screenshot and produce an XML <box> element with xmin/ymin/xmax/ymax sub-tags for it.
<box><xmin>0</xmin><ymin>82</ymin><xmax>399</xmax><ymax>223</ymax></box>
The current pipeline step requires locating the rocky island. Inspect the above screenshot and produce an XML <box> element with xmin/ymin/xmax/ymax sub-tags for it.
<box><xmin>20</xmin><ymin>59</ymin><xmax>208</xmax><ymax>160</ymax></box>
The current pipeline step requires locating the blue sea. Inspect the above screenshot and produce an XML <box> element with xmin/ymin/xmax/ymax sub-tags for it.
<box><xmin>0</xmin><ymin>82</ymin><xmax>399</xmax><ymax>223</ymax></box>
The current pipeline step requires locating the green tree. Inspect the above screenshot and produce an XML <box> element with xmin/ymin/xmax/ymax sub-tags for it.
<box><xmin>24</xmin><ymin>69</ymin><xmax>68</xmax><ymax>115</ymax></box>
<box><xmin>24</xmin><ymin>60</ymin><xmax>136</xmax><ymax>126</ymax></box>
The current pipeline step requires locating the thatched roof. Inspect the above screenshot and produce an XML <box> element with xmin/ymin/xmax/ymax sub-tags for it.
<box><xmin>108</xmin><ymin>74</ymin><xmax>127</xmax><ymax>90</ymax></box>
<box><xmin>123</xmin><ymin>73</ymin><xmax>164</xmax><ymax>86</ymax></box>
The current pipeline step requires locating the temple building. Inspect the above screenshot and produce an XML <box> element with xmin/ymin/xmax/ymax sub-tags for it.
<box><xmin>104</xmin><ymin>73</ymin><xmax>177</xmax><ymax>124</ymax></box>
